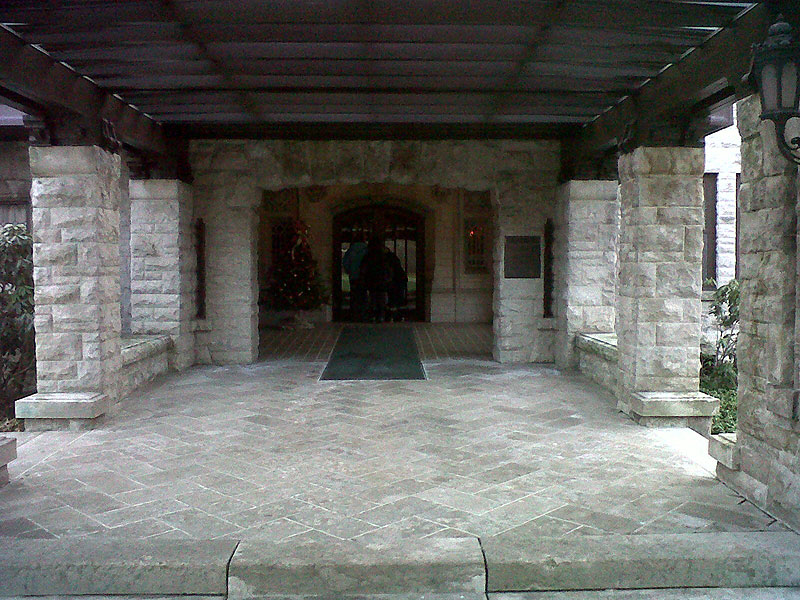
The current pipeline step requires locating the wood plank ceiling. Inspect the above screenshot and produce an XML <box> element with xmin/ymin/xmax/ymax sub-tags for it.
<box><xmin>0</xmin><ymin>0</ymin><xmax>759</xmax><ymax>137</ymax></box>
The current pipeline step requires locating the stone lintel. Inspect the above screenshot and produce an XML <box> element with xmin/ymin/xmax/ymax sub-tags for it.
<box><xmin>709</xmin><ymin>432</ymin><xmax>740</xmax><ymax>470</ymax></box>
<box><xmin>15</xmin><ymin>392</ymin><xmax>108</xmax><ymax>426</ymax></box>
<box><xmin>129</xmin><ymin>178</ymin><xmax>191</xmax><ymax>199</ymax></box>
<box><xmin>228</xmin><ymin>538</ymin><xmax>486</xmax><ymax>598</ymax></box>
<box><xmin>0</xmin><ymin>437</ymin><xmax>16</xmax><ymax>487</ymax></box>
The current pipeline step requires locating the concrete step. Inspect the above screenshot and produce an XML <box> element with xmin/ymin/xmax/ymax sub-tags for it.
<box><xmin>482</xmin><ymin>532</ymin><xmax>800</xmax><ymax>592</ymax></box>
<box><xmin>1</xmin><ymin>533</ymin><xmax>798</xmax><ymax>598</ymax></box>
<box><xmin>0</xmin><ymin>539</ymin><xmax>237</xmax><ymax>596</ymax></box>
<box><xmin>491</xmin><ymin>590</ymin><xmax>800</xmax><ymax>600</ymax></box>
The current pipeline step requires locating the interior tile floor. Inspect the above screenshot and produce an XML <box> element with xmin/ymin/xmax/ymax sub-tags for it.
<box><xmin>259</xmin><ymin>322</ymin><xmax>493</xmax><ymax>361</ymax></box>
<box><xmin>0</xmin><ymin>332</ymin><xmax>789</xmax><ymax>544</ymax></box>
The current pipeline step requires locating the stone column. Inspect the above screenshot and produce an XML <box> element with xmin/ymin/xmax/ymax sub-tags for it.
<box><xmin>129</xmin><ymin>180</ymin><xmax>196</xmax><ymax>370</ymax></box>
<box><xmin>712</xmin><ymin>95</ymin><xmax>800</xmax><ymax>530</ymax></box>
<box><xmin>119</xmin><ymin>160</ymin><xmax>132</xmax><ymax>334</ymax></box>
<box><xmin>194</xmin><ymin>172</ymin><xmax>260</xmax><ymax>365</ymax></box>
<box><xmin>615</xmin><ymin>146</ymin><xmax>717</xmax><ymax>430</ymax></box>
<box><xmin>554</xmin><ymin>180</ymin><xmax>620</xmax><ymax>370</ymax></box>
<box><xmin>15</xmin><ymin>146</ymin><xmax>122</xmax><ymax>430</ymax></box>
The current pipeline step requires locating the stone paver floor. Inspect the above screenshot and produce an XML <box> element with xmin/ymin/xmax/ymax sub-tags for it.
<box><xmin>0</xmin><ymin>357</ymin><xmax>789</xmax><ymax>543</ymax></box>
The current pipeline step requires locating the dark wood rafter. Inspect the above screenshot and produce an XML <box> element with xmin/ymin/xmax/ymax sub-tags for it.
<box><xmin>0</xmin><ymin>25</ymin><xmax>167</xmax><ymax>155</ymax></box>
<box><xmin>158</xmin><ymin>0</ymin><xmax>265</xmax><ymax>122</ymax></box>
<box><xmin>0</xmin><ymin>0</ymin><xmax>766</xmax><ymax>141</ymax></box>
<box><xmin>563</xmin><ymin>3</ymin><xmax>771</xmax><ymax>178</ymax></box>
<box><xmin>485</xmin><ymin>0</ymin><xmax>570</xmax><ymax>120</ymax></box>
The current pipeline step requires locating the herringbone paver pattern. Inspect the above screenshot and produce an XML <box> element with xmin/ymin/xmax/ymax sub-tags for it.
<box><xmin>0</xmin><ymin>357</ymin><xmax>787</xmax><ymax>543</ymax></box>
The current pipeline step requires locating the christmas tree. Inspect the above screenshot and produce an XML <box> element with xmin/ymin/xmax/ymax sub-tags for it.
<box><xmin>266</xmin><ymin>220</ymin><xmax>327</xmax><ymax>310</ymax></box>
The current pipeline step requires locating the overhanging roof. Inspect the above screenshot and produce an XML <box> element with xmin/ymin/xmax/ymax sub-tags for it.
<box><xmin>0</xmin><ymin>1</ymin><xmax>772</xmax><ymax>144</ymax></box>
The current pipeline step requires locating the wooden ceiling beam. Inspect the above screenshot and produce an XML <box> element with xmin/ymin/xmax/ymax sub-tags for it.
<box><xmin>0</xmin><ymin>24</ymin><xmax>167</xmax><ymax>155</ymax></box>
<box><xmin>564</xmin><ymin>3</ymin><xmax>769</xmax><ymax>177</ymax></box>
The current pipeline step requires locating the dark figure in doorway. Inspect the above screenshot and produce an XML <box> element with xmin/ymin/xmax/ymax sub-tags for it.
<box><xmin>385</xmin><ymin>248</ymin><xmax>407</xmax><ymax>322</ymax></box>
<box><xmin>360</xmin><ymin>236</ymin><xmax>389</xmax><ymax>322</ymax></box>
<box><xmin>342</xmin><ymin>234</ymin><xmax>368</xmax><ymax>321</ymax></box>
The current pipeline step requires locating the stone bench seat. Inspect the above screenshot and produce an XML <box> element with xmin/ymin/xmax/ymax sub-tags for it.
<box><xmin>575</xmin><ymin>332</ymin><xmax>618</xmax><ymax>395</ymax></box>
<box><xmin>120</xmin><ymin>335</ymin><xmax>172</xmax><ymax>398</ymax></box>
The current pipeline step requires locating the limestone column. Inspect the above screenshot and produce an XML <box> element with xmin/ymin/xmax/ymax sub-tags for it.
<box><xmin>16</xmin><ymin>146</ymin><xmax>122</xmax><ymax>430</ymax></box>
<box><xmin>194</xmin><ymin>171</ymin><xmax>260</xmax><ymax>365</ymax></box>
<box><xmin>129</xmin><ymin>180</ymin><xmax>196</xmax><ymax>369</ymax></box>
<box><xmin>712</xmin><ymin>95</ymin><xmax>800</xmax><ymax>530</ymax></box>
<box><xmin>615</xmin><ymin>146</ymin><xmax>717</xmax><ymax>429</ymax></box>
<box><xmin>554</xmin><ymin>180</ymin><xmax>620</xmax><ymax>370</ymax></box>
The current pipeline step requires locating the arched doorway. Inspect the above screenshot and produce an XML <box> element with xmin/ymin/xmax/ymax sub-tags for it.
<box><xmin>332</xmin><ymin>204</ymin><xmax>425</xmax><ymax>322</ymax></box>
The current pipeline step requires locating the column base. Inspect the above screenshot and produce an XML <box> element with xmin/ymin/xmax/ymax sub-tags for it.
<box><xmin>618</xmin><ymin>391</ymin><xmax>719</xmax><ymax>433</ymax></box>
<box><xmin>15</xmin><ymin>392</ymin><xmax>108</xmax><ymax>431</ymax></box>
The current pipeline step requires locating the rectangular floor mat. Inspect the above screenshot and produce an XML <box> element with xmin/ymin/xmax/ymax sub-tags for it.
<box><xmin>320</xmin><ymin>325</ymin><xmax>426</xmax><ymax>380</ymax></box>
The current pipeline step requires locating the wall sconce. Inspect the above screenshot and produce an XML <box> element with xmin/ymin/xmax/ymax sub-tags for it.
<box><xmin>750</xmin><ymin>14</ymin><xmax>800</xmax><ymax>164</ymax></box>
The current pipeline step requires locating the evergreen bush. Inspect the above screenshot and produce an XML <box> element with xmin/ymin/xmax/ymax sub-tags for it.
<box><xmin>0</xmin><ymin>223</ymin><xmax>35</xmax><ymax>422</ymax></box>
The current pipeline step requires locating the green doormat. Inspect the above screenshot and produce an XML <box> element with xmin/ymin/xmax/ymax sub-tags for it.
<box><xmin>321</xmin><ymin>325</ymin><xmax>426</xmax><ymax>380</ymax></box>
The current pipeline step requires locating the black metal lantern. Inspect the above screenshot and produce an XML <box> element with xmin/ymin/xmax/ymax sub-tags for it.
<box><xmin>751</xmin><ymin>15</ymin><xmax>800</xmax><ymax>164</ymax></box>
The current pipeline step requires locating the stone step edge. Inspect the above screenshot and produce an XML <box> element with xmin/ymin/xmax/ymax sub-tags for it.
<box><xmin>0</xmin><ymin>539</ymin><xmax>238</xmax><ymax>596</ymax></box>
<box><xmin>2</xmin><ymin>533</ymin><xmax>798</xmax><ymax>597</ymax></box>
<box><xmin>482</xmin><ymin>531</ymin><xmax>800</xmax><ymax>592</ymax></box>
<box><xmin>0</xmin><ymin>537</ymin><xmax>486</xmax><ymax>598</ymax></box>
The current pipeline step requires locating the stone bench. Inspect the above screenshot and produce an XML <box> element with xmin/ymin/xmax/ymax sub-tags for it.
<box><xmin>120</xmin><ymin>335</ymin><xmax>172</xmax><ymax>398</ymax></box>
<box><xmin>575</xmin><ymin>331</ymin><xmax>719</xmax><ymax>434</ymax></box>
<box><xmin>16</xmin><ymin>336</ymin><xmax>172</xmax><ymax>431</ymax></box>
<box><xmin>0</xmin><ymin>436</ymin><xmax>17</xmax><ymax>487</ymax></box>
<box><xmin>574</xmin><ymin>332</ymin><xmax>618</xmax><ymax>396</ymax></box>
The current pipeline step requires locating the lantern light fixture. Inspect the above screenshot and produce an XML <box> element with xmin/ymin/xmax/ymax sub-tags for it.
<box><xmin>750</xmin><ymin>14</ymin><xmax>800</xmax><ymax>164</ymax></box>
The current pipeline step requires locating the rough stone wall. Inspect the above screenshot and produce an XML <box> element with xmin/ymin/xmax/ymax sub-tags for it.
<box><xmin>129</xmin><ymin>180</ymin><xmax>196</xmax><ymax>370</ymax></box>
<box><xmin>616</xmin><ymin>147</ymin><xmax>705</xmax><ymax>403</ymax></box>
<box><xmin>705</xmin><ymin>119</ymin><xmax>741</xmax><ymax>285</ymax></box>
<box><xmin>554</xmin><ymin>180</ymin><xmax>620</xmax><ymax>370</ymax></box>
<box><xmin>721</xmin><ymin>95</ymin><xmax>800</xmax><ymax>529</ymax></box>
<box><xmin>190</xmin><ymin>140</ymin><xmax>560</xmax><ymax>364</ymax></box>
<box><xmin>0</xmin><ymin>142</ymin><xmax>31</xmax><ymax>225</ymax></box>
<box><xmin>29</xmin><ymin>146</ymin><xmax>122</xmax><ymax>401</ymax></box>
<box><xmin>192</xmin><ymin>165</ymin><xmax>260</xmax><ymax>365</ymax></box>
<box><xmin>119</xmin><ymin>161</ymin><xmax>131</xmax><ymax>334</ymax></box>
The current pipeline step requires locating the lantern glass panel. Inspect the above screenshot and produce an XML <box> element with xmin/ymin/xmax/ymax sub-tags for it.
<box><xmin>762</xmin><ymin>64</ymin><xmax>779</xmax><ymax>111</ymax></box>
<box><xmin>782</xmin><ymin>62</ymin><xmax>798</xmax><ymax>109</ymax></box>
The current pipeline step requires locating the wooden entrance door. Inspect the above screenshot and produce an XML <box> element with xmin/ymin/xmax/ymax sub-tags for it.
<box><xmin>332</xmin><ymin>205</ymin><xmax>425</xmax><ymax>321</ymax></box>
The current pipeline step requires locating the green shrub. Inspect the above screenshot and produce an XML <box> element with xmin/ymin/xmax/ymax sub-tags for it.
<box><xmin>702</xmin><ymin>278</ymin><xmax>739</xmax><ymax>434</ymax></box>
<box><xmin>0</xmin><ymin>223</ymin><xmax>35</xmax><ymax>420</ymax></box>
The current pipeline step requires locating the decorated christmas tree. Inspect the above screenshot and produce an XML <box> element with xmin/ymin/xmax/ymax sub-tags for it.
<box><xmin>266</xmin><ymin>220</ymin><xmax>327</xmax><ymax>310</ymax></box>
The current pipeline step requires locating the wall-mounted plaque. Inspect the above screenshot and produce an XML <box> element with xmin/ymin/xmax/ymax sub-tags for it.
<box><xmin>504</xmin><ymin>236</ymin><xmax>541</xmax><ymax>278</ymax></box>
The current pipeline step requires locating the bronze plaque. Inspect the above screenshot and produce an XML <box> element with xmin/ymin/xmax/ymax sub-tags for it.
<box><xmin>504</xmin><ymin>236</ymin><xmax>541</xmax><ymax>278</ymax></box>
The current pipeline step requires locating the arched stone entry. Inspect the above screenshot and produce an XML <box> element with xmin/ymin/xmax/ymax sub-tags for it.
<box><xmin>332</xmin><ymin>203</ymin><xmax>426</xmax><ymax>322</ymax></box>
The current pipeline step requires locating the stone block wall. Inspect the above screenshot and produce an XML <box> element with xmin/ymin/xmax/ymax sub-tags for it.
<box><xmin>554</xmin><ymin>180</ymin><xmax>620</xmax><ymax>370</ymax></box>
<box><xmin>27</xmin><ymin>145</ymin><xmax>122</xmax><ymax>404</ymax></box>
<box><xmin>617</xmin><ymin>147</ymin><xmax>705</xmax><ymax>397</ymax></box>
<box><xmin>129</xmin><ymin>180</ymin><xmax>196</xmax><ymax>369</ymax></box>
<box><xmin>705</xmin><ymin>119</ymin><xmax>741</xmax><ymax>285</ymax></box>
<box><xmin>720</xmin><ymin>95</ymin><xmax>800</xmax><ymax>529</ymax></box>
<box><xmin>192</xmin><ymin>168</ymin><xmax>260</xmax><ymax>364</ymax></box>
<box><xmin>189</xmin><ymin>139</ymin><xmax>561</xmax><ymax>364</ymax></box>
<box><xmin>119</xmin><ymin>160</ymin><xmax>131</xmax><ymax>334</ymax></box>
